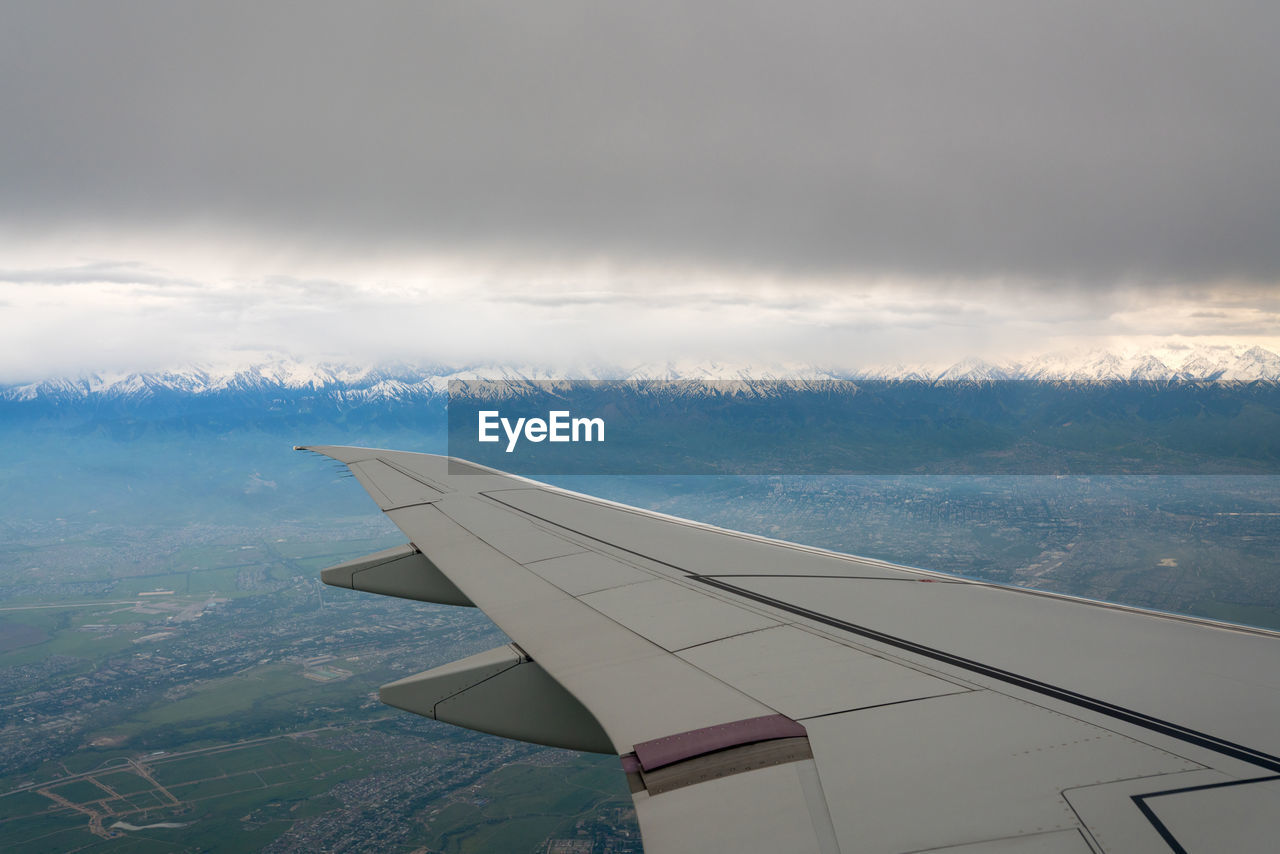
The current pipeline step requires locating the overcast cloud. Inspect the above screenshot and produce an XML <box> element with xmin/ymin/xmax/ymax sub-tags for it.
<box><xmin>1</xmin><ymin>2</ymin><xmax>1277</xmax><ymax>378</ymax></box>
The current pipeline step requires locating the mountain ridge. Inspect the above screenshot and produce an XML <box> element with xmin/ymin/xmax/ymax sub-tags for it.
<box><xmin>4</xmin><ymin>345</ymin><xmax>1280</xmax><ymax>403</ymax></box>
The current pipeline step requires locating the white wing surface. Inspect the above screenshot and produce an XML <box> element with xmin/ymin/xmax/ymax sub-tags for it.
<box><xmin>302</xmin><ymin>445</ymin><xmax>1280</xmax><ymax>854</ymax></box>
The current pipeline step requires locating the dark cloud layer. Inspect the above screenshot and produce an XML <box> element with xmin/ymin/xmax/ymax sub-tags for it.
<box><xmin>2</xmin><ymin>1</ymin><xmax>1278</xmax><ymax>283</ymax></box>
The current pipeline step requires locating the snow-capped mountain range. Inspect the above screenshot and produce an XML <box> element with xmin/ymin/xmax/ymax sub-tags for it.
<box><xmin>4</xmin><ymin>345</ymin><xmax>1280</xmax><ymax>403</ymax></box>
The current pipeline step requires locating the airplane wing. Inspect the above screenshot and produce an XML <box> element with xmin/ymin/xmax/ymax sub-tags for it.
<box><xmin>301</xmin><ymin>445</ymin><xmax>1280</xmax><ymax>853</ymax></box>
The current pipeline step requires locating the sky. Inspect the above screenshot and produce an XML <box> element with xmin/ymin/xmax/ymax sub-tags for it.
<box><xmin>1</xmin><ymin>1</ymin><xmax>1278</xmax><ymax>381</ymax></box>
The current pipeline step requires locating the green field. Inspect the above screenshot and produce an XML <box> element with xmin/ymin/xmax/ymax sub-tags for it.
<box><xmin>0</xmin><ymin>607</ymin><xmax>144</xmax><ymax>668</ymax></box>
<box><xmin>0</xmin><ymin>728</ymin><xmax>632</xmax><ymax>853</ymax></box>
<box><xmin>424</xmin><ymin>761</ymin><xmax>632</xmax><ymax>854</ymax></box>
<box><xmin>121</xmin><ymin>664</ymin><xmax>361</xmax><ymax>737</ymax></box>
<box><xmin>1195</xmin><ymin>599</ymin><xmax>1280</xmax><ymax>630</ymax></box>
<box><xmin>44</xmin><ymin>779</ymin><xmax>107</xmax><ymax>804</ymax></box>
<box><xmin>0</xmin><ymin>811</ymin><xmax>89</xmax><ymax>854</ymax></box>
<box><xmin>0</xmin><ymin>790</ymin><xmax>55</xmax><ymax>822</ymax></box>
<box><xmin>96</xmin><ymin>772</ymin><xmax>154</xmax><ymax>796</ymax></box>
<box><xmin>0</xmin><ymin>735</ymin><xmax>373</xmax><ymax>853</ymax></box>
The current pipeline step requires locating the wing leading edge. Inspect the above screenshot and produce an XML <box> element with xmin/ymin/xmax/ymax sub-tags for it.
<box><xmin>301</xmin><ymin>445</ymin><xmax>1280</xmax><ymax>854</ymax></box>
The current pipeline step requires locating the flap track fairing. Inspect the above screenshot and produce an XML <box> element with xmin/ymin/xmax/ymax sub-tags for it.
<box><xmin>380</xmin><ymin>644</ymin><xmax>615</xmax><ymax>754</ymax></box>
<box><xmin>320</xmin><ymin>544</ymin><xmax>474</xmax><ymax>607</ymax></box>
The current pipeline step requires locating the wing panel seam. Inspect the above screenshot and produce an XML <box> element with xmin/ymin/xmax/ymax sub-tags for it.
<box><xmin>696</xmin><ymin>575</ymin><xmax>1280</xmax><ymax>774</ymax></box>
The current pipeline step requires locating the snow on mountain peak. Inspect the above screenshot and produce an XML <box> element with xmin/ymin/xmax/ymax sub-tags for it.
<box><xmin>3</xmin><ymin>345</ymin><xmax>1279</xmax><ymax>402</ymax></box>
